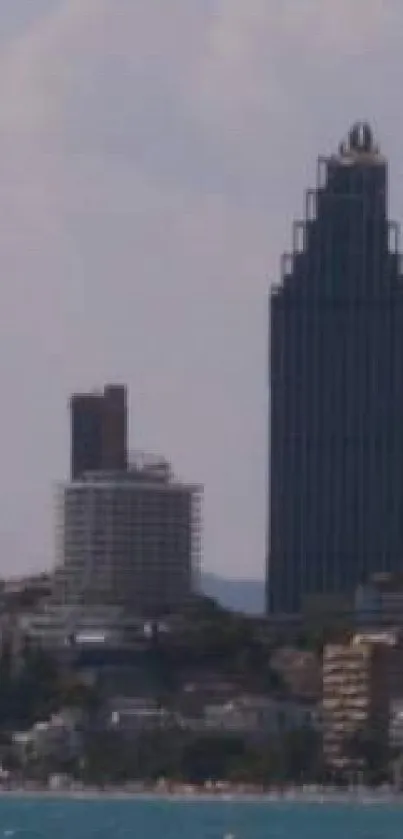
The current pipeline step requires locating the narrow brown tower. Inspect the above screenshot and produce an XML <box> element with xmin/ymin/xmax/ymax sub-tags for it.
<box><xmin>70</xmin><ymin>384</ymin><xmax>127</xmax><ymax>479</ymax></box>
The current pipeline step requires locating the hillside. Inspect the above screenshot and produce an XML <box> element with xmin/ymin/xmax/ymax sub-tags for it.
<box><xmin>201</xmin><ymin>573</ymin><xmax>264</xmax><ymax>615</ymax></box>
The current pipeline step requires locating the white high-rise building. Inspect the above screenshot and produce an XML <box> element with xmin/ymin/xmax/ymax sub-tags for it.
<box><xmin>53</xmin><ymin>454</ymin><xmax>202</xmax><ymax>616</ymax></box>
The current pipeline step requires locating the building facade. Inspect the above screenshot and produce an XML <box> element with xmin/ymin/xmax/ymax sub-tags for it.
<box><xmin>389</xmin><ymin>699</ymin><xmax>403</xmax><ymax>751</ymax></box>
<box><xmin>53</xmin><ymin>456</ymin><xmax>202</xmax><ymax>616</ymax></box>
<box><xmin>268</xmin><ymin>122</ymin><xmax>403</xmax><ymax>614</ymax></box>
<box><xmin>322</xmin><ymin>640</ymin><xmax>389</xmax><ymax>769</ymax></box>
<box><xmin>352</xmin><ymin>631</ymin><xmax>403</xmax><ymax>702</ymax></box>
<box><xmin>71</xmin><ymin>384</ymin><xmax>127</xmax><ymax>480</ymax></box>
<box><xmin>355</xmin><ymin>574</ymin><xmax>403</xmax><ymax>629</ymax></box>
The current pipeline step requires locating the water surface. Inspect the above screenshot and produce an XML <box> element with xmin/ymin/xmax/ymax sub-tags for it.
<box><xmin>0</xmin><ymin>797</ymin><xmax>401</xmax><ymax>839</ymax></box>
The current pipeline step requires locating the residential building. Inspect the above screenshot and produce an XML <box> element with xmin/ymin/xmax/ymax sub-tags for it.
<box><xmin>16</xmin><ymin>605</ymin><xmax>149</xmax><ymax>652</ymax></box>
<box><xmin>53</xmin><ymin>454</ymin><xmax>202</xmax><ymax>616</ymax></box>
<box><xmin>71</xmin><ymin>384</ymin><xmax>127</xmax><ymax>480</ymax></box>
<box><xmin>107</xmin><ymin>697</ymin><xmax>176</xmax><ymax>736</ymax></box>
<box><xmin>390</xmin><ymin>700</ymin><xmax>403</xmax><ymax>751</ymax></box>
<box><xmin>203</xmin><ymin>695</ymin><xmax>319</xmax><ymax>738</ymax></box>
<box><xmin>267</xmin><ymin>122</ymin><xmax>403</xmax><ymax>614</ymax></box>
<box><xmin>355</xmin><ymin>574</ymin><xmax>403</xmax><ymax>629</ymax></box>
<box><xmin>352</xmin><ymin>630</ymin><xmax>403</xmax><ymax>701</ymax></box>
<box><xmin>322</xmin><ymin>640</ymin><xmax>389</xmax><ymax>769</ymax></box>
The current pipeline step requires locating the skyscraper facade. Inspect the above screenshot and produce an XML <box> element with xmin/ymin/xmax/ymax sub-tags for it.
<box><xmin>267</xmin><ymin>122</ymin><xmax>403</xmax><ymax>614</ymax></box>
<box><xmin>71</xmin><ymin>384</ymin><xmax>127</xmax><ymax>479</ymax></box>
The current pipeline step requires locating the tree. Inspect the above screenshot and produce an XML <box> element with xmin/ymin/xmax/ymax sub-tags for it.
<box><xmin>180</xmin><ymin>735</ymin><xmax>246</xmax><ymax>784</ymax></box>
<box><xmin>57</xmin><ymin>675</ymin><xmax>100</xmax><ymax>713</ymax></box>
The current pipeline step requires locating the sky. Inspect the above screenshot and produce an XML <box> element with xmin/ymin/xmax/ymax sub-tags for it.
<box><xmin>0</xmin><ymin>0</ymin><xmax>403</xmax><ymax>581</ymax></box>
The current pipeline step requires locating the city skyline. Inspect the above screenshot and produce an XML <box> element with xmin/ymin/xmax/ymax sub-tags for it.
<box><xmin>0</xmin><ymin>3</ymin><xmax>403</xmax><ymax>580</ymax></box>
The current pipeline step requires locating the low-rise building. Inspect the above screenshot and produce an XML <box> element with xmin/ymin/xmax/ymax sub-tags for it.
<box><xmin>203</xmin><ymin>695</ymin><xmax>318</xmax><ymax>738</ymax></box>
<box><xmin>107</xmin><ymin>696</ymin><xmax>177</xmax><ymax>736</ymax></box>
<box><xmin>16</xmin><ymin>605</ymin><xmax>150</xmax><ymax>653</ymax></box>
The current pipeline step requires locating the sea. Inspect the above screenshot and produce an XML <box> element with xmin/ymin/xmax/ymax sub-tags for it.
<box><xmin>0</xmin><ymin>797</ymin><xmax>401</xmax><ymax>839</ymax></box>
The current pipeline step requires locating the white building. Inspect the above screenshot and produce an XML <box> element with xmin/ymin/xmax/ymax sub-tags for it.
<box><xmin>203</xmin><ymin>696</ymin><xmax>318</xmax><ymax>737</ymax></box>
<box><xmin>16</xmin><ymin>605</ymin><xmax>148</xmax><ymax>651</ymax></box>
<box><xmin>53</xmin><ymin>455</ymin><xmax>202</xmax><ymax>616</ymax></box>
<box><xmin>108</xmin><ymin>696</ymin><xmax>176</xmax><ymax>735</ymax></box>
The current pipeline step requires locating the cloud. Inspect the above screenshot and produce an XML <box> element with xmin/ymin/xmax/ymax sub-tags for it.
<box><xmin>0</xmin><ymin>0</ymin><xmax>398</xmax><ymax>201</ymax></box>
<box><xmin>0</xmin><ymin>0</ymin><xmax>398</xmax><ymax>141</ymax></box>
<box><xmin>194</xmin><ymin>0</ymin><xmax>401</xmax><ymax>156</ymax></box>
<box><xmin>198</xmin><ymin>0</ymin><xmax>395</xmax><ymax>108</ymax></box>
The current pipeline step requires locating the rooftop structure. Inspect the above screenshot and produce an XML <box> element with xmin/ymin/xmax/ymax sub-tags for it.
<box><xmin>70</xmin><ymin>384</ymin><xmax>127</xmax><ymax>480</ymax></box>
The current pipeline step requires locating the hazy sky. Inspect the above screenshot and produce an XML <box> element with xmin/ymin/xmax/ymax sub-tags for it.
<box><xmin>1</xmin><ymin>0</ymin><xmax>403</xmax><ymax>581</ymax></box>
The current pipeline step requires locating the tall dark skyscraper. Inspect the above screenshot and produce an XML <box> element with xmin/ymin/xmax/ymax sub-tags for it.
<box><xmin>70</xmin><ymin>384</ymin><xmax>127</xmax><ymax>479</ymax></box>
<box><xmin>267</xmin><ymin>122</ymin><xmax>403</xmax><ymax>615</ymax></box>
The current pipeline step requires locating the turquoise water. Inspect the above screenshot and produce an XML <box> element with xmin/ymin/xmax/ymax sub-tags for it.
<box><xmin>0</xmin><ymin>798</ymin><xmax>401</xmax><ymax>838</ymax></box>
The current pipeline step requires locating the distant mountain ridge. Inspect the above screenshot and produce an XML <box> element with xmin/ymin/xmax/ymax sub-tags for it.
<box><xmin>201</xmin><ymin>572</ymin><xmax>265</xmax><ymax>615</ymax></box>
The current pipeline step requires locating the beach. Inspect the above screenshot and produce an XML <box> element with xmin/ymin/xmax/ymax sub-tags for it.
<box><xmin>0</xmin><ymin>781</ymin><xmax>401</xmax><ymax>806</ymax></box>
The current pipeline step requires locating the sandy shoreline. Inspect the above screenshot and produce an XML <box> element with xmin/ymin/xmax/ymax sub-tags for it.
<box><xmin>0</xmin><ymin>787</ymin><xmax>401</xmax><ymax>805</ymax></box>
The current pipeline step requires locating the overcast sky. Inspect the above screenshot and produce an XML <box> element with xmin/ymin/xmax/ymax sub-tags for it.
<box><xmin>0</xmin><ymin>0</ymin><xmax>403</xmax><ymax>580</ymax></box>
